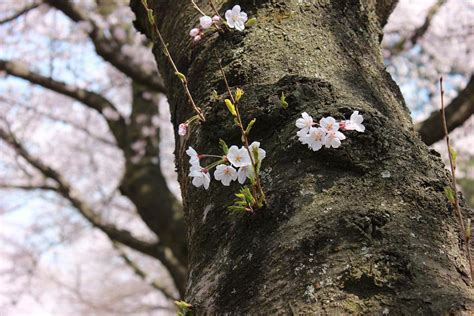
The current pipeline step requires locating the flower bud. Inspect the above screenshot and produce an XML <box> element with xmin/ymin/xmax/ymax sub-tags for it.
<box><xmin>212</xmin><ymin>15</ymin><xmax>221</xmax><ymax>22</ymax></box>
<box><xmin>178</xmin><ymin>123</ymin><xmax>188</xmax><ymax>136</ymax></box>
<box><xmin>199</xmin><ymin>16</ymin><xmax>213</xmax><ymax>29</ymax></box>
<box><xmin>235</xmin><ymin>88</ymin><xmax>244</xmax><ymax>102</ymax></box>
<box><xmin>189</xmin><ymin>28</ymin><xmax>200</xmax><ymax>37</ymax></box>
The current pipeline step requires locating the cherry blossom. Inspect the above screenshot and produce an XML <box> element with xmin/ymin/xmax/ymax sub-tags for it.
<box><xmin>214</xmin><ymin>164</ymin><xmax>238</xmax><ymax>186</ymax></box>
<box><xmin>225</xmin><ymin>5</ymin><xmax>248</xmax><ymax>31</ymax></box>
<box><xmin>295</xmin><ymin>112</ymin><xmax>365</xmax><ymax>151</ymax></box>
<box><xmin>297</xmin><ymin>129</ymin><xmax>310</xmax><ymax>145</ymax></box>
<box><xmin>249</xmin><ymin>141</ymin><xmax>266</xmax><ymax>162</ymax></box>
<box><xmin>295</xmin><ymin>112</ymin><xmax>313</xmax><ymax>133</ymax></box>
<box><xmin>324</xmin><ymin>130</ymin><xmax>346</xmax><ymax>148</ymax></box>
<box><xmin>320</xmin><ymin>116</ymin><xmax>339</xmax><ymax>132</ymax></box>
<box><xmin>189</xmin><ymin>168</ymin><xmax>211</xmax><ymax>189</ymax></box>
<box><xmin>227</xmin><ymin>145</ymin><xmax>251</xmax><ymax>167</ymax></box>
<box><xmin>237</xmin><ymin>165</ymin><xmax>251</xmax><ymax>184</ymax></box>
<box><xmin>306</xmin><ymin>127</ymin><xmax>326</xmax><ymax>151</ymax></box>
<box><xmin>343</xmin><ymin>111</ymin><xmax>365</xmax><ymax>132</ymax></box>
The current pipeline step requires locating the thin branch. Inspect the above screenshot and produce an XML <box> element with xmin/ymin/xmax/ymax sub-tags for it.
<box><xmin>0</xmin><ymin>183</ymin><xmax>57</xmax><ymax>191</ymax></box>
<box><xmin>141</xmin><ymin>0</ymin><xmax>205</xmax><ymax>121</ymax></box>
<box><xmin>417</xmin><ymin>75</ymin><xmax>474</xmax><ymax>145</ymax></box>
<box><xmin>0</xmin><ymin>3</ymin><xmax>40</xmax><ymax>25</ymax></box>
<box><xmin>208</xmin><ymin>0</ymin><xmax>221</xmax><ymax>18</ymax></box>
<box><xmin>44</xmin><ymin>0</ymin><xmax>167</xmax><ymax>93</ymax></box>
<box><xmin>439</xmin><ymin>77</ymin><xmax>473</xmax><ymax>281</ymax></box>
<box><xmin>214</xmin><ymin>53</ymin><xmax>266</xmax><ymax>208</ymax></box>
<box><xmin>191</xmin><ymin>0</ymin><xmax>207</xmax><ymax>16</ymax></box>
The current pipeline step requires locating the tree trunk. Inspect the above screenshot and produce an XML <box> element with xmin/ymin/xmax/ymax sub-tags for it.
<box><xmin>132</xmin><ymin>0</ymin><xmax>473</xmax><ymax>313</ymax></box>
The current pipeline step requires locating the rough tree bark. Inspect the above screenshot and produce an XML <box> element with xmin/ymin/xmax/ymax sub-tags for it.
<box><xmin>132</xmin><ymin>0</ymin><xmax>473</xmax><ymax>313</ymax></box>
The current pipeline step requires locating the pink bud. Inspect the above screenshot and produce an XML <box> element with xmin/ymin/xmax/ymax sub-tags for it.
<box><xmin>200</xmin><ymin>16</ymin><xmax>213</xmax><ymax>29</ymax></box>
<box><xmin>189</xmin><ymin>28</ymin><xmax>200</xmax><ymax>37</ymax></box>
<box><xmin>212</xmin><ymin>15</ymin><xmax>221</xmax><ymax>22</ymax></box>
<box><xmin>178</xmin><ymin>123</ymin><xmax>188</xmax><ymax>136</ymax></box>
<box><xmin>193</xmin><ymin>34</ymin><xmax>202</xmax><ymax>42</ymax></box>
<box><xmin>339</xmin><ymin>121</ymin><xmax>346</xmax><ymax>130</ymax></box>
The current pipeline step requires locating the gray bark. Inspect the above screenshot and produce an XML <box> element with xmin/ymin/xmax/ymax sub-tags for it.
<box><xmin>132</xmin><ymin>0</ymin><xmax>473</xmax><ymax>313</ymax></box>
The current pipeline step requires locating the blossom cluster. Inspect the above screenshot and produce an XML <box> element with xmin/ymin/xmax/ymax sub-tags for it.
<box><xmin>186</xmin><ymin>142</ymin><xmax>265</xmax><ymax>190</ymax></box>
<box><xmin>296</xmin><ymin>111</ymin><xmax>365</xmax><ymax>151</ymax></box>
<box><xmin>189</xmin><ymin>5</ymin><xmax>248</xmax><ymax>42</ymax></box>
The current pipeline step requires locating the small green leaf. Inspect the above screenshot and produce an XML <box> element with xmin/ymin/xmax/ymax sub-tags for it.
<box><xmin>228</xmin><ymin>187</ymin><xmax>256</xmax><ymax>213</ymax></box>
<box><xmin>234</xmin><ymin>117</ymin><xmax>240</xmax><ymax>126</ymax></box>
<box><xmin>235</xmin><ymin>88</ymin><xmax>244</xmax><ymax>103</ymax></box>
<box><xmin>444</xmin><ymin>186</ymin><xmax>455</xmax><ymax>204</ymax></box>
<box><xmin>175</xmin><ymin>71</ymin><xmax>187</xmax><ymax>82</ymax></box>
<box><xmin>245</xmin><ymin>17</ymin><xmax>257</xmax><ymax>27</ymax></box>
<box><xmin>449</xmin><ymin>146</ymin><xmax>457</xmax><ymax>168</ymax></box>
<box><xmin>175</xmin><ymin>300</ymin><xmax>192</xmax><ymax>315</ymax></box>
<box><xmin>228</xmin><ymin>205</ymin><xmax>249</xmax><ymax>213</ymax></box>
<box><xmin>219</xmin><ymin>138</ymin><xmax>229</xmax><ymax>154</ymax></box>
<box><xmin>225</xmin><ymin>99</ymin><xmax>237</xmax><ymax>116</ymax></box>
<box><xmin>245</xmin><ymin>118</ymin><xmax>256</xmax><ymax>136</ymax></box>
<box><xmin>244</xmin><ymin>188</ymin><xmax>255</xmax><ymax>205</ymax></box>
<box><xmin>280</xmin><ymin>92</ymin><xmax>288</xmax><ymax>109</ymax></box>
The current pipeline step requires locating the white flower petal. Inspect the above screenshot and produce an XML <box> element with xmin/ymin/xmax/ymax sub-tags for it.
<box><xmin>186</xmin><ymin>146</ymin><xmax>199</xmax><ymax>165</ymax></box>
<box><xmin>234</xmin><ymin>21</ymin><xmax>245</xmax><ymax>31</ymax></box>
<box><xmin>225</xmin><ymin>10</ymin><xmax>233</xmax><ymax>22</ymax></box>
<box><xmin>237</xmin><ymin>166</ymin><xmax>248</xmax><ymax>184</ymax></box>
<box><xmin>203</xmin><ymin>173</ymin><xmax>211</xmax><ymax>189</ymax></box>
<box><xmin>232</xmin><ymin>5</ymin><xmax>241</xmax><ymax>14</ymax></box>
<box><xmin>335</xmin><ymin>131</ymin><xmax>346</xmax><ymax>140</ymax></box>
